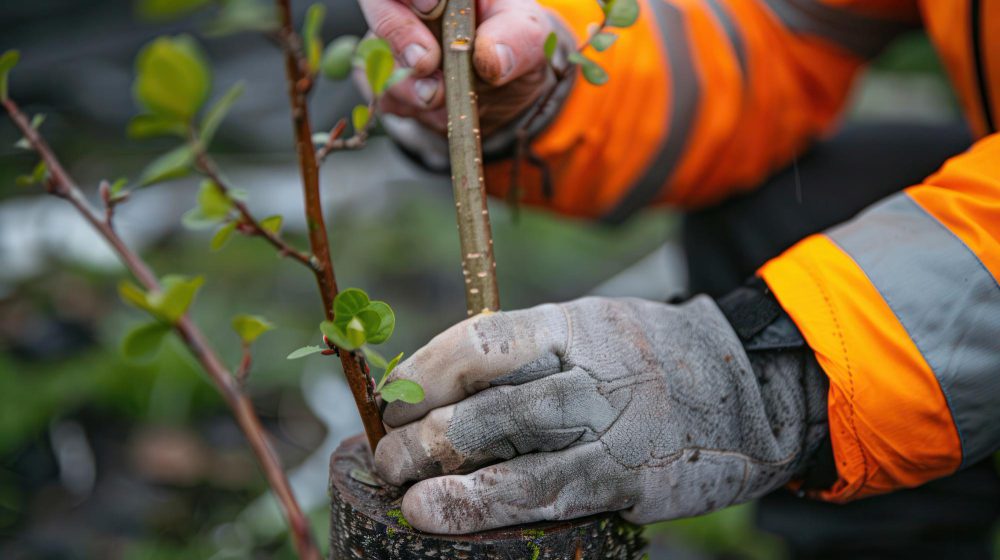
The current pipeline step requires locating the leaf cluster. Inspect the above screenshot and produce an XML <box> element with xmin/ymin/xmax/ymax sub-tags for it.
<box><xmin>543</xmin><ymin>0</ymin><xmax>639</xmax><ymax>86</ymax></box>
<box><xmin>118</xmin><ymin>275</ymin><xmax>205</xmax><ymax>360</ymax></box>
<box><xmin>288</xmin><ymin>289</ymin><xmax>423</xmax><ymax>404</ymax></box>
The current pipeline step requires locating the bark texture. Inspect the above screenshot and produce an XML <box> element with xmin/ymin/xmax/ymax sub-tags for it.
<box><xmin>443</xmin><ymin>0</ymin><xmax>501</xmax><ymax>316</ymax></box>
<box><xmin>329</xmin><ymin>435</ymin><xmax>647</xmax><ymax>560</ymax></box>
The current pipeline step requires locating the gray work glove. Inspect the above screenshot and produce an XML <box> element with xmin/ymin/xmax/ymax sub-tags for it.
<box><xmin>374</xmin><ymin>295</ymin><xmax>828</xmax><ymax>534</ymax></box>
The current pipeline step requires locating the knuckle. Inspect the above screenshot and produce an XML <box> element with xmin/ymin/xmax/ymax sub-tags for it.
<box><xmin>370</xmin><ymin>11</ymin><xmax>415</xmax><ymax>47</ymax></box>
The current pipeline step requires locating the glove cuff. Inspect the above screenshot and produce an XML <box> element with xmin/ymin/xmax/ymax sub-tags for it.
<box><xmin>716</xmin><ymin>277</ymin><xmax>837</xmax><ymax>492</ymax></box>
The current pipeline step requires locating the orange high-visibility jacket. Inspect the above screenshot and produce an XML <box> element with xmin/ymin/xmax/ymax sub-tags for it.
<box><xmin>485</xmin><ymin>0</ymin><xmax>1000</xmax><ymax>502</ymax></box>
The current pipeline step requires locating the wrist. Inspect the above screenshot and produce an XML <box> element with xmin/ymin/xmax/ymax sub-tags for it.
<box><xmin>716</xmin><ymin>278</ymin><xmax>836</xmax><ymax>491</ymax></box>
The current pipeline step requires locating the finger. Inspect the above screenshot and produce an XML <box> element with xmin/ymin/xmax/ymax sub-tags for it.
<box><xmin>359</xmin><ymin>0</ymin><xmax>441</xmax><ymax>76</ymax></box>
<box><xmin>385</xmin><ymin>71</ymin><xmax>445</xmax><ymax>110</ymax></box>
<box><xmin>412</xmin><ymin>107</ymin><xmax>448</xmax><ymax>133</ymax></box>
<box><xmin>476</xmin><ymin>63</ymin><xmax>550</xmax><ymax>134</ymax></box>
<box><xmin>375</xmin><ymin>367</ymin><xmax>617</xmax><ymax>485</ymax></box>
<box><xmin>473</xmin><ymin>0</ymin><xmax>552</xmax><ymax>85</ymax></box>
<box><xmin>381</xmin><ymin>303</ymin><xmax>568</xmax><ymax>427</ymax></box>
<box><xmin>401</xmin><ymin>442</ymin><xmax>634</xmax><ymax>534</ymax></box>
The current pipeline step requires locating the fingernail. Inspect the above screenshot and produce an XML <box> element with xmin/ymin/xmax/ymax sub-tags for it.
<box><xmin>404</xmin><ymin>43</ymin><xmax>428</xmax><ymax>68</ymax></box>
<box><xmin>415</xmin><ymin>78</ymin><xmax>439</xmax><ymax>105</ymax></box>
<box><xmin>412</xmin><ymin>0</ymin><xmax>439</xmax><ymax>14</ymax></box>
<box><xmin>495</xmin><ymin>44</ymin><xmax>515</xmax><ymax>79</ymax></box>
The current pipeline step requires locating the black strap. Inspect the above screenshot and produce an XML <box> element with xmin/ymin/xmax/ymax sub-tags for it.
<box><xmin>717</xmin><ymin>277</ymin><xmax>783</xmax><ymax>340</ymax></box>
<box><xmin>716</xmin><ymin>277</ymin><xmax>837</xmax><ymax>491</ymax></box>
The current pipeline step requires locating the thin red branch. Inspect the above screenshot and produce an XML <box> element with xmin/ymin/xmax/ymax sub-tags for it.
<box><xmin>275</xmin><ymin>0</ymin><xmax>386</xmax><ymax>452</ymax></box>
<box><xmin>2</xmin><ymin>97</ymin><xmax>321</xmax><ymax>560</ymax></box>
<box><xmin>236</xmin><ymin>342</ymin><xmax>253</xmax><ymax>387</ymax></box>
<box><xmin>315</xmin><ymin>99</ymin><xmax>378</xmax><ymax>163</ymax></box>
<box><xmin>192</xmin><ymin>148</ymin><xmax>318</xmax><ymax>270</ymax></box>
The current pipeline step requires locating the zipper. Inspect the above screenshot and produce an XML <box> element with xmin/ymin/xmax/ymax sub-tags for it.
<box><xmin>971</xmin><ymin>0</ymin><xmax>995</xmax><ymax>132</ymax></box>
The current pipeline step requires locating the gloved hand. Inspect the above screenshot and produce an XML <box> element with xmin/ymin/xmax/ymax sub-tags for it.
<box><xmin>357</xmin><ymin>0</ymin><xmax>575</xmax><ymax>166</ymax></box>
<box><xmin>374</xmin><ymin>295</ymin><xmax>829</xmax><ymax>534</ymax></box>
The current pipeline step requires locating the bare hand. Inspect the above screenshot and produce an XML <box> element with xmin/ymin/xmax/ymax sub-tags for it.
<box><xmin>358</xmin><ymin>0</ymin><xmax>565</xmax><ymax>135</ymax></box>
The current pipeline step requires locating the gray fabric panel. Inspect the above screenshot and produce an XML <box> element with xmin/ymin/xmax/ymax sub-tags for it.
<box><xmin>704</xmin><ymin>0</ymin><xmax>748</xmax><ymax>78</ymax></box>
<box><xmin>602</xmin><ymin>1</ymin><xmax>699</xmax><ymax>224</ymax></box>
<box><xmin>828</xmin><ymin>193</ymin><xmax>1000</xmax><ymax>467</ymax></box>
<box><xmin>760</xmin><ymin>0</ymin><xmax>914</xmax><ymax>59</ymax></box>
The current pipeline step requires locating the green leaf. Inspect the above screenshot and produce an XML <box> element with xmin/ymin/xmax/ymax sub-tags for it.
<box><xmin>604</xmin><ymin>0</ymin><xmax>639</xmax><ymax>28</ymax></box>
<box><xmin>355</xmin><ymin>308</ymin><xmax>382</xmax><ymax>341</ymax></box>
<box><xmin>184</xmin><ymin>180</ymin><xmax>232</xmax><ymax>229</ymax></box>
<box><xmin>148</xmin><ymin>275</ymin><xmax>204</xmax><ymax>322</ymax></box>
<box><xmin>182</xmin><ymin>209</ymin><xmax>215</xmax><ymax>230</ymax></box>
<box><xmin>365</xmin><ymin>47</ymin><xmax>394</xmax><ymax>96</ymax></box>
<box><xmin>346</xmin><ymin>316</ymin><xmax>367</xmax><ymax>348</ymax></box>
<box><xmin>333</xmin><ymin>288</ymin><xmax>370</xmax><ymax>330</ymax></box>
<box><xmin>136</xmin><ymin>0</ymin><xmax>212</xmax><ymax>21</ymax></box>
<box><xmin>200</xmin><ymin>80</ymin><xmax>245</xmax><ymax>145</ymax></box>
<box><xmin>321</xmin><ymin>35</ymin><xmax>358</xmax><ymax>80</ymax></box>
<box><xmin>543</xmin><ymin>32</ymin><xmax>558</xmax><ymax>61</ymax></box>
<box><xmin>320</xmin><ymin>320</ymin><xmax>358</xmax><ymax>351</ymax></box>
<box><xmin>197</xmin><ymin>180</ymin><xmax>233</xmax><ymax>219</ymax></box>
<box><xmin>204</xmin><ymin>0</ymin><xmax>278</xmax><ymax>36</ymax></box>
<box><xmin>351</xmin><ymin>104</ymin><xmax>370</xmax><ymax>133</ymax></box>
<box><xmin>361</xmin><ymin>346</ymin><xmax>388</xmax><ymax>369</ymax></box>
<box><xmin>0</xmin><ymin>50</ymin><xmax>20</xmax><ymax>101</ymax></box>
<box><xmin>15</xmin><ymin>160</ymin><xmax>47</xmax><ymax>187</ymax></box>
<box><xmin>385</xmin><ymin>67</ymin><xmax>411</xmax><ymax>90</ymax></box>
<box><xmin>568</xmin><ymin>52</ymin><xmax>608</xmax><ymax>86</ymax></box>
<box><xmin>109</xmin><ymin>177</ymin><xmax>129</xmax><ymax>195</ymax></box>
<box><xmin>354</xmin><ymin>37</ymin><xmax>391</xmax><ymax>65</ymax></box>
<box><xmin>363</xmin><ymin>301</ymin><xmax>395</xmax><ymax>344</ymax></box>
<box><xmin>128</xmin><ymin>114</ymin><xmax>187</xmax><ymax>139</ymax></box>
<box><xmin>380</xmin><ymin>379</ymin><xmax>425</xmax><ymax>404</ymax></box>
<box><xmin>260</xmin><ymin>214</ymin><xmax>282</xmax><ymax>234</ymax></box>
<box><xmin>210</xmin><ymin>221</ymin><xmax>237</xmax><ymax>251</ymax></box>
<box><xmin>132</xmin><ymin>35</ymin><xmax>211</xmax><ymax>121</ymax></box>
<box><xmin>13</xmin><ymin>114</ymin><xmax>42</xmax><ymax>150</ymax></box>
<box><xmin>118</xmin><ymin>280</ymin><xmax>155</xmax><ymax>314</ymax></box>
<box><xmin>303</xmin><ymin>3</ymin><xmax>326</xmax><ymax>74</ymax></box>
<box><xmin>231</xmin><ymin>314</ymin><xmax>274</xmax><ymax>343</ymax></box>
<box><xmin>591</xmin><ymin>31</ymin><xmax>618</xmax><ymax>52</ymax></box>
<box><xmin>122</xmin><ymin>322</ymin><xmax>172</xmax><ymax>361</ymax></box>
<box><xmin>287</xmin><ymin>345</ymin><xmax>325</xmax><ymax>360</ymax></box>
<box><xmin>376</xmin><ymin>352</ymin><xmax>405</xmax><ymax>391</ymax></box>
<box><xmin>385</xmin><ymin>352</ymin><xmax>403</xmax><ymax>376</ymax></box>
<box><xmin>138</xmin><ymin>144</ymin><xmax>195</xmax><ymax>187</ymax></box>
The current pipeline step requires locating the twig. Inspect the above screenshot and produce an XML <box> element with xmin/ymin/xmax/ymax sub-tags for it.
<box><xmin>508</xmin><ymin>18</ymin><xmax>606</xmax><ymax>203</ymax></box>
<box><xmin>275</xmin><ymin>0</ymin><xmax>386</xmax><ymax>452</ymax></box>
<box><xmin>2</xmin><ymin>96</ymin><xmax>321</xmax><ymax>560</ymax></box>
<box><xmin>315</xmin><ymin>97</ymin><xmax>379</xmax><ymax>163</ymax></box>
<box><xmin>98</xmin><ymin>179</ymin><xmax>128</xmax><ymax>230</ymax></box>
<box><xmin>236</xmin><ymin>342</ymin><xmax>253</xmax><ymax>387</ymax></box>
<box><xmin>192</xmin><ymin>146</ymin><xmax>317</xmax><ymax>270</ymax></box>
<box><xmin>443</xmin><ymin>0</ymin><xmax>501</xmax><ymax>316</ymax></box>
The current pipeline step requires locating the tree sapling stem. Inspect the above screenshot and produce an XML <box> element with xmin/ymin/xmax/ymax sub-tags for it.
<box><xmin>443</xmin><ymin>0</ymin><xmax>501</xmax><ymax>316</ymax></box>
<box><xmin>275</xmin><ymin>0</ymin><xmax>386</xmax><ymax>452</ymax></box>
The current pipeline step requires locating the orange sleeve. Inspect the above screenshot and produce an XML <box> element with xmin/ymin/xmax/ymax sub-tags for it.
<box><xmin>760</xmin><ymin>133</ymin><xmax>1000</xmax><ymax>501</ymax></box>
<box><xmin>483</xmin><ymin>0</ymin><xmax>918</xmax><ymax>221</ymax></box>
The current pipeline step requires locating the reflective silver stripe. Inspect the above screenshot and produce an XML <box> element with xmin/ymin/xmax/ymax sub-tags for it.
<box><xmin>828</xmin><ymin>193</ymin><xmax>1000</xmax><ymax>467</ymax></box>
<box><xmin>761</xmin><ymin>0</ymin><xmax>914</xmax><ymax>59</ymax></box>
<box><xmin>603</xmin><ymin>1</ymin><xmax>699</xmax><ymax>224</ymax></box>
<box><xmin>704</xmin><ymin>0</ymin><xmax>748</xmax><ymax>78</ymax></box>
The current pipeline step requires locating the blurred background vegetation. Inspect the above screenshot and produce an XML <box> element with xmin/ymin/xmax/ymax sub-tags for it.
<box><xmin>0</xmin><ymin>1</ymin><xmax>975</xmax><ymax>558</ymax></box>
